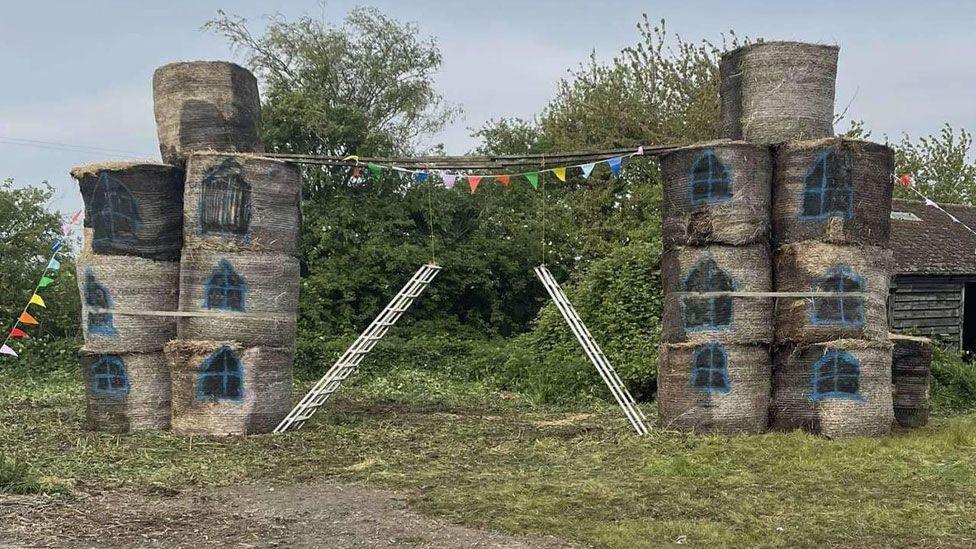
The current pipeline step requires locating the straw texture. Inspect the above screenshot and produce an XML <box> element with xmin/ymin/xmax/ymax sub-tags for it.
<box><xmin>891</xmin><ymin>334</ymin><xmax>932</xmax><ymax>428</ymax></box>
<box><xmin>79</xmin><ymin>349</ymin><xmax>171</xmax><ymax>433</ymax></box>
<box><xmin>152</xmin><ymin>61</ymin><xmax>263</xmax><ymax>166</ymax></box>
<box><xmin>166</xmin><ymin>340</ymin><xmax>292</xmax><ymax>435</ymax></box>
<box><xmin>657</xmin><ymin>342</ymin><xmax>770</xmax><ymax>434</ymax></box>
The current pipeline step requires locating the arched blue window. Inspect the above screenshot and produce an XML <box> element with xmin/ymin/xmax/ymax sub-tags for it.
<box><xmin>197</xmin><ymin>345</ymin><xmax>243</xmax><ymax>400</ymax></box>
<box><xmin>204</xmin><ymin>259</ymin><xmax>246</xmax><ymax>311</ymax></box>
<box><xmin>91</xmin><ymin>355</ymin><xmax>129</xmax><ymax>397</ymax></box>
<box><xmin>199</xmin><ymin>158</ymin><xmax>252</xmax><ymax>235</ymax></box>
<box><xmin>801</xmin><ymin>150</ymin><xmax>853</xmax><ymax>219</ymax></box>
<box><xmin>811</xmin><ymin>349</ymin><xmax>861</xmax><ymax>400</ymax></box>
<box><xmin>690</xmin><ymin>343</ymin><xmax>730</xmax><ymax>393</ymax></box>
<box><xmin>811</xmin><ymin>266</ymin><xmax>864</xmax><ymax>326</ymax></box>
<box><xmin>89</xmin><ymin>172</ymin><xmax>142</xmax><ymax>245</ymax></box>
<box><xmin>689</xmin><ymin>148</ymin><xmax>732</xmax><ymax>205</ymax></box>
<box><xmin>681</xmin><ymin>257</ymin><xmax>734</xmax><ymax>332</ymax></box>
<box><xmin>84</xmin><ymin>270</ymin><xmax>117</xmax><ymax>335</ymax></box>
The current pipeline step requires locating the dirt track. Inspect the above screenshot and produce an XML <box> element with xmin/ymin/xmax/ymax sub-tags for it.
<box><xmin>0</xmin><ymin>481</ymin><xmax>575</xmax><ymax>548</ymax></box>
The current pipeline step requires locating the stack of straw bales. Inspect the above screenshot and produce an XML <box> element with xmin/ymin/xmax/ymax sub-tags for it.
<box><xmin>71</xmin><ymin>162</ymin><xmax>183</xmax><ymax>432</ymax></box>
<box><xmin>153</xmin><ymin>61</ymin><xmax>299</xmax><ymax>435</ymax></box>
<box><xmin>657</xmin><ymin>142</ymin><xmax>774</xmax><ymax>434</ymax></box>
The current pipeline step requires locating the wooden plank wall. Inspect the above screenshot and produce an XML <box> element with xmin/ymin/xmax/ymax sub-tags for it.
<box><xmin>889</xmin><ymin>276</ymin><xmax>964</xmax><ymax>349</ymax></box>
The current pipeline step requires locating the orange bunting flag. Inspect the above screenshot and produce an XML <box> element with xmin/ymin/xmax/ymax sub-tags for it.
<box><xmin>9</xmin><ymin>328</ymin><xmax>28</xmax><ymax>339</ymax></box>
<box><xmin>552</xmin><ymin>167</ymin><xmax>567</xmax><ymax>182</ymax></box>
<box><xmin>19</xmin><ymin>312</ymin><xmax>38</xmax><ymax>325</ymax></box>
<box><xmin>468</xmin><ymin>176</ymin><xmax>482</xmax><ymax>193</ymax></box>
<box><xmin>29</xmin><ymin>294</ymin><xmax>46</xmax><ymax>308</ymax></box>
<box><xmin>497</xmin><ymin>175</ymin><xmax>511</xmax><ymax>188</ymax></box>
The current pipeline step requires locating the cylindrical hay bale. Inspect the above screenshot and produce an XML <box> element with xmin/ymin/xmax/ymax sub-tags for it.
<box><xmin>775</xmin><ymin>242</ymin><xmax>892</xmax><ymax>344</ymax></box>
<box><xmin>76</xmin><ymin>255</ymin><xmax>178</xmax><ymax>352</ymax></box>
<box><xmin>891</xmin><ymin>334</ymin><xmax>932</xmax><ymax>428</ymax></box>
<box><xmin>166</xmin><ymin>340</ymin><xmax>292</xmax><ymax>435</ymax></box>
<box><xmin>80</xmin><ymin>349</ymin><xmax>171</xmax><ymax>432</ymax></box>
<box><xmin>657</xmin><ymin>342</ymin><xmax>770</xmax><ymax>434</ymax></box>
<box><xmin>152</xmin><ymin>61</ymin><xmax>263</xmax><ymax>166</ymax></box>
<box><xmin>182</xmin><ymin>153</ymin><xmax>301</xmax><ymax>255</ymax></box>
<box><xmin>661</xmin><ymin>141</ymin><xmax>772</xmax><ymax>249</ymax></box>
<box><xmin>661</xmin><ymin>245</ymin><xmax>773</xmax><ymax>344</ymax></box>
<box><xmin>771</xmin><ymin>339</ymin><xmax>894</xmax><ymax>438</ymax></box>
<box><xmin>773</xmin><ymin>138</ymin><xmax>894</xmax><ymax>246</ymax></box>
<box><xmin>71</xmin><ymin>162</ymin><xmax>184</xmax><ymax>260</ymax></box>
<box><xmin>719</xmin><ymin>41</ymin><xmax>838</xmax><ymax>144</ymax></box>
<box><xmin>177</xmin><ymin>250</ymin><xmax>299</xmax><ymax>346</ymax></box>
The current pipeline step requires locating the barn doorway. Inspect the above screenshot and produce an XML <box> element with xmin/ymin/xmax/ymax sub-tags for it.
<box><xmin>962</xmin><ymin>283</ymin><xmax>976</xmax><ymax>360</ymax></box>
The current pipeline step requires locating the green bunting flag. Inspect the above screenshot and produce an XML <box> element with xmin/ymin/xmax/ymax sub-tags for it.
<box><xmin>367</xmin><ymin>163</ymin><xmax>383</xmax><ymax>177</ymax></box>
<box><xmin>38</xmin><ymin>277</ymin><xmax>54</xmax><ymax>288</ymax></box>
<box><xmin>525</xmin><ymin>172</ymin><xmax>539</xmax><ymax>189</ymax></box>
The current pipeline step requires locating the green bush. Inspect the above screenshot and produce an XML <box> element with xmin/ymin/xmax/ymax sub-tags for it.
<box><xmin>930</xmin><ymin>344</ymin><xmax>976</xmax><ymax>416</ymax></box>
<box><xmin>0</xmin><ymin>453</ymin><xmax>41</xmax><ymax>495</ymax></box>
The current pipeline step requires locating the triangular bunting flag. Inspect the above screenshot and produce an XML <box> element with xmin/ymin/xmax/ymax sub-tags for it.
<box><xmin>924</xmin><ymin>198</ymin><xmax>938</xmax><ymax>208</ymax></box>
<box><xmin>30</xmin><ymin>294</ymin><xmax>46</xmax><ymax>308</ymax></box>
<box><xmin>367</xmin><ymin>163</ymin><xmax>383</xmax><ymax>177</ymax></box>
<box><xmin>898</xmin><ymin>174</ymin><xmax>912</xmax><ymax>186</ymax></box>
<box><xmin>50</xmin><ymin>239</ymin><xmax>63</xmax><ymax>252</ymax></box>
<box><xmin>524</xmin><ymin>172</ymin><xmax>539</xmax><ymax>189</ymax></box>
<box><xmin>61</xmin><ymin>223</ymin><xmax>71</xmax><ymax>236</ymax></box>
<box><xmin>607</xmin><ymin>156</ymin><xmax>623</xmax><ymax>179</ymax></box>
<box><xmin>19</xmin><ymin>312</ymin><xmax>38</xmax><ymax>325</ymax></box>
<box><xmin>415</xmin><ymin>172</ymin><xmax>429</xmax><ymax>183</ymax></box>
<box><xmin>352</xmin><ymin>166</ymin><xmax>361</xmax><ymax>178</ymax></box>
<box><xmin>497</xmin><ymin>175</ymin><xmax>511</xmax><ymax>188</ymax></box>
<box><xmin>70</xmin><ymin>210</ymin><xmax>82</xmax><ymax>224</ymax></box>
<box><xmin>468</xmin><ymin>176</ymin><xmax>482</xmax><ymax>193</ymax></box>
<box><xmin>9</xmin><ymin>328</ymin><xmax>28</xmax><ymax>339</ymax></box>
<box><xmin>581</xmin><ymin>163</ymin><xmax>596</xmax><ymax>178</ymax></box>
<box><xmin>552</xmin><ymin>167</ymin><xmax>567</xmax><ymax>182</ymax></box>
<box><xmin>442</xmin><ymin>174</ymin><xmax>457</xmax><ymax>189</ymax></box>
<box><xmin>38</xmin><ymin>277</ymin><xmax>54</xmax><ymax>288</ymax></box>
<box><xmin>47</xmin><ymin>258</ymin><xmax>60</xmax><ymax>271</ymax></box>
<box><xmin>636</xmin><ymin>146</ymin><xmax>644</xmax><ymax>156</ymax></box>
<box><xmin>0</xmin><ymin>344</ymin><xmax>17</xmax><ymax>357</ymax></box>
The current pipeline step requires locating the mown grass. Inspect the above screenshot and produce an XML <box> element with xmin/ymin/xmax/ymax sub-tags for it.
<box><xmin>2</xmin><ymin>363</ymin><xmax>976</xmax><ymax>547</ymax></box>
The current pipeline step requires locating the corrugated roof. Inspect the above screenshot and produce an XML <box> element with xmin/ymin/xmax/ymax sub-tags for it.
<box><xmin>890</xmin><ymin>198</ymin><xmax>976</xmax><ymax>275</ymax></box>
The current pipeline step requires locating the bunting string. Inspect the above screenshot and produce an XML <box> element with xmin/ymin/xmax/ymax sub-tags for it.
<box><xmin>0</xmin><ymin>210</ymin><xmax>82</xmax><ymax>358</ymax></box>
<box><xmin>894</xmin><ymin>173</ymin><xmax>976</xmax><ymax>244</ymax></box>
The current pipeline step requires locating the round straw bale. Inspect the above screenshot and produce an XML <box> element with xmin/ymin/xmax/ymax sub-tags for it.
<box><xmin>182</xmin><ymin>153</ymin><xmax>301</xmax><ymax>255</ymax></box>
<box><xmin>71</xmin><ymin>162</ymin><xmax>184</xmax><ymax>260</ymax></box>
<box><xmin>166</xmin><ymin>340</ymin><xmax>292</xmax><ymax>435</ymax></box>
<box><xmin>660</xmin><ymin>141</ymin><xmax>772</xmax><ymax>249</ymax></box>
<box><xmin>79</xmin><ymin>348</ymin><xmax>171</xmax><ymax>433</ymax></box>
<box><xmin>890</xmin><ymin>333</ymin><xmax>932</xmax><ymax>428</ymax></box>
<box><xmin>770</xmin><ymin>338</ymin><xmax>893</xmax><ymax>438</ymax></box>
<box><xmin>152</xmin><ymin>61</ymin><xmax>263</xmax><ymax>166</ymax></box>
<box><xmin>657</xmin><ymin>342</ymin><xmax>770</xmax><ymax>434</ymax></box>
<box><xmin>773</xmin><ymin>138</ymin><xmax>894</xmax><ymax>246</ymax></box>
<box><xmin>719</xmin><ymin>41</ymin><xmax>838</xmax><ymax>144</ymax></box>
<box><xmin>662</xmin><ymin>244</ymin><xmax>773</xmax><ymax>344</ymax></box>
<box><xmin>76</xmin><ymin>255</ymin><xmax>178</xmax><ymax>352</ymax></box>
<box><xmin>774</xmin><ymin>242</ymin><xmax>892</xmax><ymax>344</ymax></box>
<box><xmin>177</xmin><ymin>249</ymin><xmax>299</xmax><ymax>346</ymax></box>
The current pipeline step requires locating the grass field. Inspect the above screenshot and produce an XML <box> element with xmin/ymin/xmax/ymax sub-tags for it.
<box><xmin>2</xmin><ymin>362</ymin><xmax>976</xmax><ymax>548</ymax></box>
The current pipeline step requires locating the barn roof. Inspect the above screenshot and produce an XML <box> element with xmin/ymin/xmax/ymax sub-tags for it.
<box><xmin>890</xmin><ymin>198</ymin><xmax>976</xmax><ymax>275</ymax></box>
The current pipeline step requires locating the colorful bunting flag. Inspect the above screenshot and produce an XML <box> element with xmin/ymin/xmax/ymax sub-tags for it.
<box><xmin>925</xmin><ymin>198</ymin><xmax>938</xmax><ymax>208</ymax></box>
<box><xmin>607</xmin><ymin>157</ymin><xmax>623</xmax><ymax>179</ymax></box>
<box><xmin>352</xmin><ymin>165</ymin><xmax>361</xmax><ymax>178</ymax></box>
<box><xmin>415</xmin><ymin>172</ymin><xmax>429</xmax><ymax>183</ymax></box>
<box><xmin>497</xmin><ymin>175</ymin><xmax>511</xmax><ymax>188</ymax></box>
<box><xmin>38</xmin><ymin>277</ymin><xmax>54</xmax><ymax>288</ymax></box>
<box><xmin>636</xmin><ymin>146</ymin><xmax>644</xmax><ymax>156</ymax></box>
<box><xmin>19</xmin><ymin>312</ymin><xmax>38</xmax><ymax>325</ymax></box>
<box><xmin>368</xmin><ymin>163</ymin><xmax>383</xmax><ymax>177</ymax></box>
<box><xmin>0</xmin><ymin>344</ymin><xmax>17</xmax><ymax>357</ymax></box>
<box><xmin>47</xmin><ymin>258</ymin><xmax>60</xmax><ymax>271</ymax></box>
<box><xmin>552</xmin><ymin>167</ymin><xmax>567</xmax><ymax>182</ymax></box>
<box><xmin>581</xmin><ymin>163</ymin><xmax>596</xmax><ymax>178</ymax></box>
<box><xmin>9</xmin><ymin>328</ymin><xmax>28</xmax><ymax>339</ymax></box>
<box><xmin>442</xmin><ymin>174</ymin><xmax>457</xmax><ymax>189</ymax></box>
<box><xmin>468</xmin><ymin>176</ymin><xmax>482</xmax><ymax>193</ymax></box>
<box><xmin>50</xmin><ymin>239</ymin><xmax>63</xmax><ymax>252</ymax></box>
<box><xmin>524</xmin><ymin>172</ymin><xmax>539</xmax><ymax>189</ymax></box>
<box><xmin>70</xmin><ymin>210</ymin><xmax>82</xmax><ymax>224</ymax></box>
<box><xmin>29</xmin><ymin>294</ymin><xmax>45</xmax><ymax>308</ymax></box>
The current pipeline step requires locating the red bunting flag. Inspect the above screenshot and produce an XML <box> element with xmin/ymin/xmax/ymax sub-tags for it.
<box><xmin>9</xmin><ymin>328</ymin><xmax>28</xmax><ymax>339</ymax></box>
<box><xmin>352</xmin><ymin>166</ymin><xmax>361</xmax><ymax>178</ymax></box>
<box><xmin>468</xmin><ymin>176</ymin><xmax>482</xmax><ymax>193</ymax></box>
<box><xmin>18</xmin><ymin>312</ymin><xmax>38</xmax><ymax>325</ymax></box>
<box><xmin>898</xmin><ymin>174</ymin><xmax>913</xmax><ymax>186</ymax></box>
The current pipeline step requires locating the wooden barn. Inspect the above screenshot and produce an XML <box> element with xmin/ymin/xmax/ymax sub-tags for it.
<box><xmin>889</xmin><ymin>198</ymin><xmax>976</xmax><ymax>352</ymax></box>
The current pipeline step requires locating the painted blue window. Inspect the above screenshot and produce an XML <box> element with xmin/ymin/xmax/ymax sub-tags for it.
<box><xmin>681</xmin><ymin>257</ymin><xmax>734</xmax><ymax>332</ymax></box>
<box><xmin>197</xmin><ymin>345</ymin><xmax>243</xmax><ymax>400</ymax></box>
<box><xmin>200</xmin><ymin>158</ymin><xmax>252</xmax><ymax>235</ymax></box>
<box><xmin>689</xmin><ymin>148</ymin><xmax>732</xmax><ymax>205</ymax></box>
<box><xmin>690</xmin><ymin>343</ymin><xmax>730</xmax><ymax>393</ymax></box>
<box><xmin>91</xmin><ymin>355</ymin><xmax>129</xmax><ymax>397</ymax></box>
<box><xmin>811</xmin><ymin>266</ymin><xmax>864</xmax><ymax>326</ymax></box>
<box><xmin>204</xmin><ymin>259</ymin><xmax>246</xmax><ymax>311</ymax></box>
<box><xmin>811</xmin><ymin>349</ymin><xmax>861</xmax><ymax>400</ymax></box>
<box><xmin>801</xmin><ymin>150</ymin><xmax>853</xmax><ymax>219</ymax></box>
<box><xmin>84</xmin><ymin>270</ymin><xmax>117</xmax><ymax>335</ymax></box>
<box><xmin>89</xmin><ymin>172</ymin><xmax>141</xmax><ymax>245</ymax></box>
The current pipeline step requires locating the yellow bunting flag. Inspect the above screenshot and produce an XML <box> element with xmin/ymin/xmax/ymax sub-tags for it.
<box><xmin>552</xmin><ymin>167</ymin><xmax>567</xmax><ymax>182</ymax></box>
<box><xmin>19</xmin><ymin>312</ymin><xmax>38</xmax><ymax>325</ymax></box>
<box><xmin>29</xmin><ymin>294</ymin><xmax>46</xmax><ymax>308</ymax></box>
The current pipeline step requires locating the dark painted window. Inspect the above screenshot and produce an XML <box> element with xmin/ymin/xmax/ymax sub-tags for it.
<box><xmin>690</xmin><ymin>343</ymin><xmax>730</xmax><ymax>393</ymax></box>
<box><xmin>89</xmin><ymin>173</ymin><xmax>141</xmax><ymax>245</ymax></box>
<box><xmin>689</xmin><ymin>148</ymin><xmax>732</xmax><ymax>205</ymax></box>
<box><xmin>801</xmin><ymin>150</ymin><xmax>853</xmax><ymax>219</ymax></box>
<box><xmin>811</xmin><ymin>349</ymin><xmax>860</xmax><ymax>400</ymax></box>
<box><xmin>204</xmin><ymin>259</ymin><xmax>246</xmax><ymax>311</ymax></box>
<box><xmin>91</xmin><ymin>355</ymin><xmax>129</xmax><ymax>397</ymax></box>
<box><xmin>682</xmin><ymin>257</ymin><xmax>734</xmax><ymax>331</ymax></box>
<box><xmin>812</xmin><ymin>266</ymin><xmax>864</xmax><ymax>326</ymax></box>
<box><xmin>84</xmin><ymin>270</ymin><xmax>117</xmax><ymax>335</ymax></box>
<box><xmin>197</xmin><ymin>345</ymin><xmax>243</xmax><ymax>400</ymax></box>
<box><xmin>199</xmin><ymin>158</ymin><xmax>252</xmax><ymax>235</ymax></box>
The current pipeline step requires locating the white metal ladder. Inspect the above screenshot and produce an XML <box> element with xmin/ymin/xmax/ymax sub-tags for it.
<box><xmin>534</xmin><ymin>265</ymin><xmax>649</xmax><ymax>435</ymax></box>
<box><xmin>275</xmin><ymin>263</ymin><xmax>442</xmax><ymax>433</ymax></box>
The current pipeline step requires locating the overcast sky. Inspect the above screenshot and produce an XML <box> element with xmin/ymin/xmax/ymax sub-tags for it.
<box><xmin>2</xmin><ymin>0</ymin><xmax>975</xmax><ymax>213</ymax></box>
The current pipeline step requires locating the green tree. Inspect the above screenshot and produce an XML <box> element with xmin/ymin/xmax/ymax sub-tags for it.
<box><xmin>893</xmin><ymin>124</ymin><xmax>976</xmax><ymax>205</ymax></box>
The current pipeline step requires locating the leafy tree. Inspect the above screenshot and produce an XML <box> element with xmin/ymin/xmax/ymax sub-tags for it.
<box><xmin>892</xmin><ymin>124</ymin><xmax>976</xmax><ymax>205</ymax></box>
